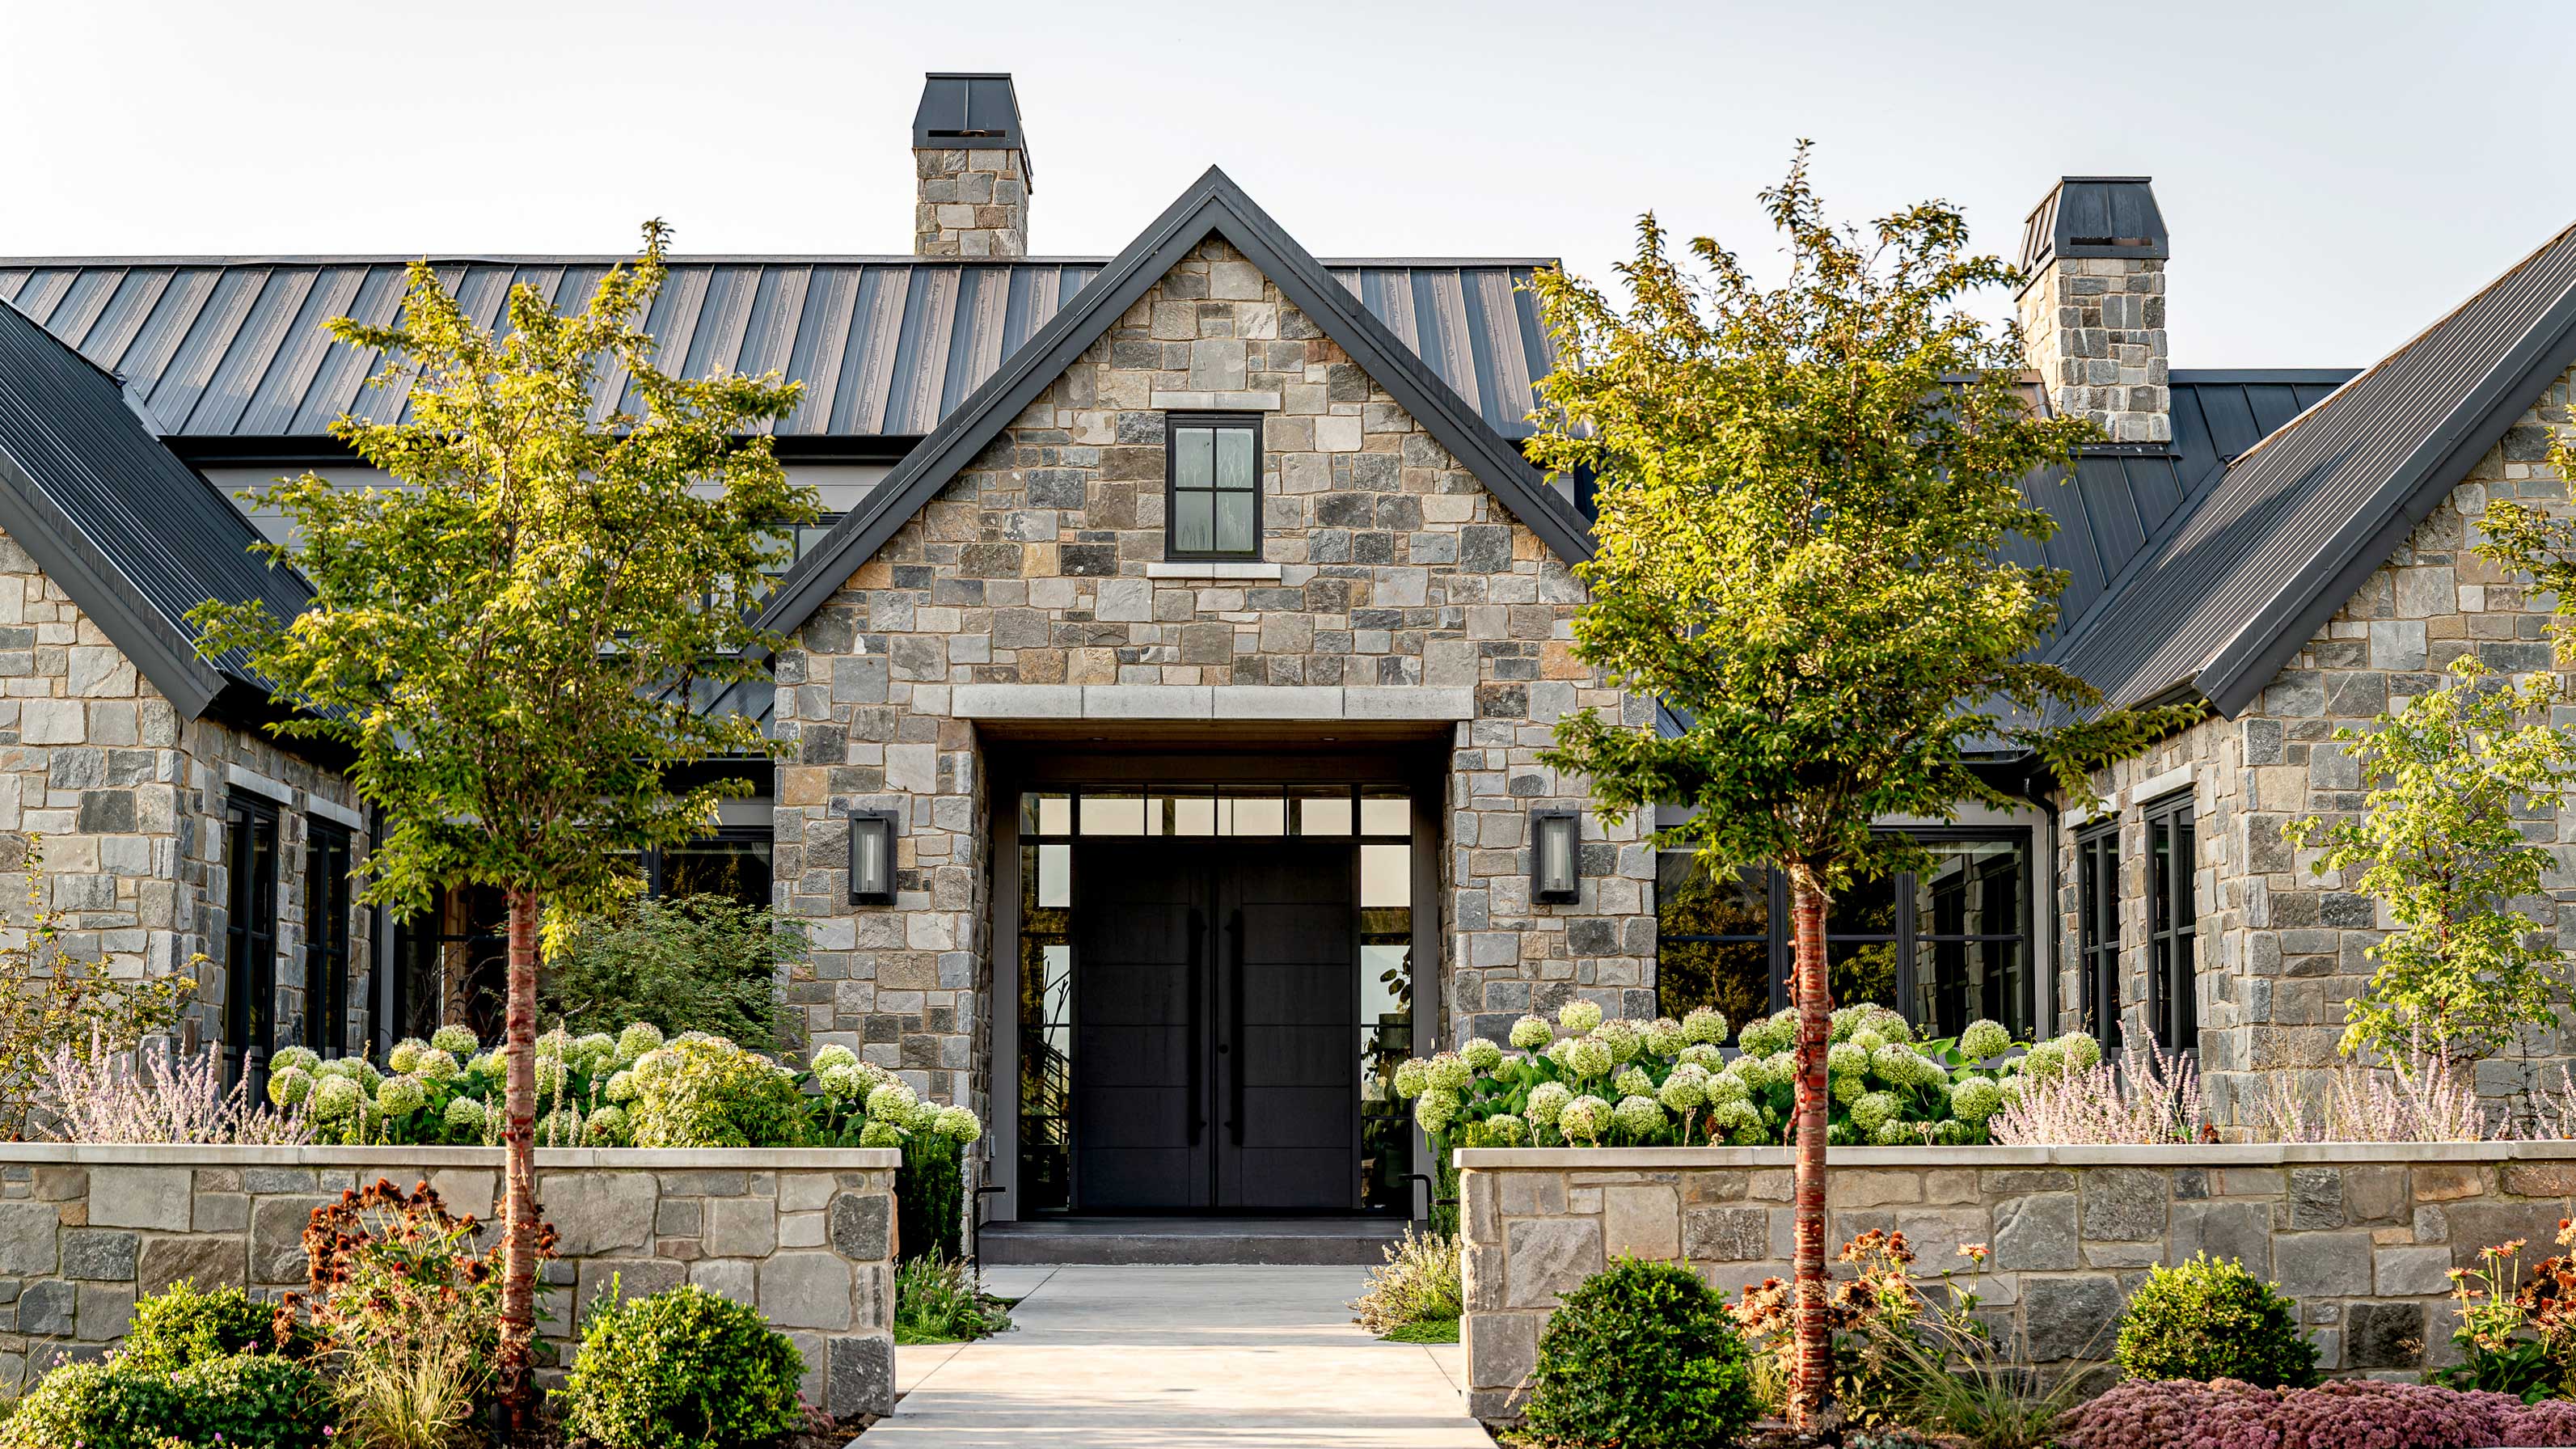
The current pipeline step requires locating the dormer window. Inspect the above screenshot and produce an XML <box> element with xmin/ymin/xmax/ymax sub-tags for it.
<box><xmin>1166</xmin><ymin>414</ymin><xmax>1261</xmax><ymax>560</ymax></box>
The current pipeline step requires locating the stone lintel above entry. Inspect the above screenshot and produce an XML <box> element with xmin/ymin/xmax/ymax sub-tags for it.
<box><xmin>950</xmin><ymin>683</ymin><xmax>1475</xmax><ymax>722</ymax></box>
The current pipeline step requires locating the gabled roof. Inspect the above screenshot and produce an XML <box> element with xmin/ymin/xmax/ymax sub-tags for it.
<box><xmin>2049</xmin><ymin>221</ymin><xmax>2576</xmax><ymax>715</ymax></box>
<box><xmin>0</xmin><ymin>298</ymin><xmax>310</xmax><ymax>720</ymax></box>
<box><xmin>755</xmin><ymin>166</ymin><xmax>1593</xmax><ymax>638</ymax></box>
<box><xmin>0</xmin><ymin>253</ymin><xmax>1556</xmax><ymax>446</ymax></box>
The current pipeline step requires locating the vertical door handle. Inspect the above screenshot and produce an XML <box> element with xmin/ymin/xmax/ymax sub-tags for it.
<box><xmin>1187</xmin><ymin>909</ymin><xmax>1205</xmax><ymax>1146</ymax></box>
<box><xmin>1228</xmin><ymin>908</ymin><xmax>1245</xmax><ymax>1146</ymax></box>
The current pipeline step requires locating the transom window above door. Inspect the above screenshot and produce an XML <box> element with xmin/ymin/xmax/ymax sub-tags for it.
<box><xmin>1166</xmin><ymin>414</ymin><xmax>1262</xmax><ymax>560</ymax></box>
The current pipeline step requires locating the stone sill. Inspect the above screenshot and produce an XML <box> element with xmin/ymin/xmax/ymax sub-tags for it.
<box><xmin>1142</xmin><ymin>560</ymin><xmax>1285</xmax><ymax>581</ymax></box>
<box><xmin>1453</xmin><ymin>1141</ymin><xmax>2574</xmax><ymax>1170</ymax></box>
<box><xmin>0</xmin><ymin>1143</ymin><xmax>901</xmax><ymax>1169</ymax></box>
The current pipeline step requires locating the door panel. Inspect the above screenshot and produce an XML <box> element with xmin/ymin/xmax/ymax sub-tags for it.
<box><xmin>1074</xmin><ymin>842</ymin><xmax>1359</xmax><ymax>1211</ymax></box>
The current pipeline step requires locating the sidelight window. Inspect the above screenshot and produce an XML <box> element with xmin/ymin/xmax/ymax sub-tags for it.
<box><xmin>1164</xmin><ymin>415</ymin><xmax>1262</xmax><ymax>560</ymax></box>
<box><xmin>222</xmin><ymin>793</ymin><xmax>281</xmax><ymax>1088</ymax></box>
<box><xmin>2145</xmin><ymin>791</ymin><xmax>2198</xmax><ymax>1053</ymax></box>
<box><xmin>304</xmin><ymin>821</ymin><xmax>353</xmax><ymax>1057</ymax></box>
<box><xmin>2076</xmin><ymin>822</ymin><xmax>2120</xmax><ymax>1054</ymax></box>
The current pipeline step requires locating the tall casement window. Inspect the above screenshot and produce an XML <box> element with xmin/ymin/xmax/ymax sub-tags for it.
<box><xmin>1657</xmin><ymin>832</ymin><xmax>2034</xmax><ymax>1041</ymax></box>
<box><xmin>2145</xmin><ymin>791</ymin><xmax>2199</xmax><ymax>1052</ymax></box>
<box><xmin>222</xmin><ymin>793</ymin><xmax>281</xmax><ymax>1086</ymax></box>
<box><xmin>1165</xmin><ymin>414</ymin><xmax>1261</xmax><ymax>560</ymax></box>
<box><xmin>304</xmin><ymin>822</ymin><xmax>354</xmax><ymax>1057</ymax></box>
<box><xmin>2075</xmin><ymin>822</ymin><xmax>2120</xmax><ymax>1054</ymax></box>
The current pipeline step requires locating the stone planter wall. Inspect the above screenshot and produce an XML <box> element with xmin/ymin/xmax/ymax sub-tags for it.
<box><xmin>1457</xmin><ymin>1143</ymin><xmax>2576</xmax><ymax>1421</ymax></box>
<box><xmin>0</xmin><ymin>1144</ymin><xmax>901</xmax><ymax>1415</ymax></box>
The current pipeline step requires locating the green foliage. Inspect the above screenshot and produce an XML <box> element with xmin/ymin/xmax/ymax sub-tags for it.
<box><xmin>1</xmin><ymin>1352</ymin><xmax>332</xmax><ymax>1449</ymax></box>
<box><xmin>1394</xmin><ymin>1000</ymin><xmax>2053</xmax><ymax>1147</ymax></box>
<box><xmin>626</xmin><ymin>1034</ymin><xmax>809</xmax><ymax>1148</ymax></box>
<box><xmin>899</xmin><ymin>1131</ymin><xmax>966</xmax><ymax>1262</ymax></box>
<box><xmin>541</xmin><ymin>894</ymin><xmax>804</xmax><ymax>1055</ymax></box>
<box><xmin>1350</xmin><ymin>1227</ymin><xmax>1463</xmax><ymax>1337</ymax></box>
<box><xmin>298</xmin><ymin>1177</ymin><xmax>517</xmax><ymax>1449</ymax></box>
<box><xmin>2115</xmin><ymin>1253</ymin><xmax>2319</xmax><ymax>1388</ymax></box>
<box><xmin>2283</xmin><ymin>657</ymin><xmax>2576</xmax><ymax>1061</ymax></box>
<box><xmin>1382</xmin><ymin>1318</ymin><xmax>1460</xmax><ymax>1344</ymax></box>
<box><xmin>556</xmin><ymin>1283</ymin><xmax>806</xmax><ymax>1449</ymax></box>
<box><xmin>118</xmin><ymin>1279</ymin><xmax>317</xmax><ymax>1374</ymax></box>
<box><xmin>186</xmin><ymin>221</ymin><xmax>814</xmax><ymax>940</ymax></box>
<box><xmin>2429</xmin><ymin>1236</ymin><xmax>2576</xmax><ymax>1404</ymax></box>
<box><xmin>893</xmin><ymin>1249</ymin><xmax>1012</xmax><ymax>1346</ymax></box>
<box><xmin>285</xmin><ymin>1022</ymin><xmax>641</xmax><ymax>1147</ymax></box>
<box><xmin>1524</xmin><ymin>150</ymin><xmax>2191</xmax><ymax>907</ymax></box>
<box><xmin>0</xmin><ymin>839</ymin><xmax>194</xmax><ymax>1139</ymax></box>
<box><xmin>1522</xmin><ymin>1257</ymin><xmax>1760</xmax><ymax>1449</ymax></box>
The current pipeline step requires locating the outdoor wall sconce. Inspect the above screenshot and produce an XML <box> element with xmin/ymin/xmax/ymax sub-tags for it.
<box><xmin>848</xmin><ymin>809</ymin><xmax>899</xmax><ymax>905</ymax></box>
<box><xmin>1530</xmin><ymin>809</ymin><xmax>1581</xmax><ymax>904</ymax></box>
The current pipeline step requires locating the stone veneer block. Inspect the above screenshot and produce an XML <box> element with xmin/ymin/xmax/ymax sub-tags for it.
<box><xmin>88</xmin><ymin>1167</ymin><xmax>191</xmax><ymax>1231</ymax></box>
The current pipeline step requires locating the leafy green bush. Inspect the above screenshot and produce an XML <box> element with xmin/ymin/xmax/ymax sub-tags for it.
<box><xmin>542</xmin><ymin>893</ymin><xmax>804</xmax><ymax>1054</ymax></box>
<box><xmin>555</xmin><ymin>1283</ymin><xmax>805</xmax><ymax>1449</ymax></box>
<box><xmin>627</xmin><ymin>1034</ymin><xmax>810</xmax><ymax>1147</ymax></box>
<box><xmin>1391</xmin><ymin>1000</ymin><xmax>2058</xmax><ymax>1149</ymax></box>
<box><xmin>893</xmin><ymin>1248</ymin><xmax>1011</xmax><ymax>1346</ymax></box>
<box><xmin>2116</xmin><ymin>1253</ymin><xmax>2319</xmax><ymax>1388</ymax></box>
<box><xmin>117</xmin><ymin>1278</ymin><xmax>318</xmax><ymax>1373</ymax></box>
<box><xmin>0</xmin><ymin>1352</ymin><xmax>332</xmax><ymax>1449</ymax></box>
<box><xmin>1521</xmin><ymin>1257</ymin><xmax>1760</xmax><ymax>1449</ymax></box>
<box><xmin>1351</xmin><ymin>1227</ymin><xmax>1461</xmax><ymax>1337</ymax></box>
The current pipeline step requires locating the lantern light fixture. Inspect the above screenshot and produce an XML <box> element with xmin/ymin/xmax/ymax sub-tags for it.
<box><xmin>848</xmin><ymin>809</ymin><xmax>899</xmax><ymax>905</ymax></box>
<box><xmin>1530</xmin><ymin>809</ymin><xmax>1580</xmax><ymax>904</ymax></box>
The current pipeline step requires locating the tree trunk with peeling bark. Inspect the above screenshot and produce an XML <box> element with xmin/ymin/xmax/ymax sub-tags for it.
<box><xmin>1788</xmin><ymin>864</ymin><xmax>1831</xmax><ymax>1430</ymax></box>
<box><xmin>497</xmin><ymin>886</ymin><xmax>540</xmax><ymax>1434</ymax></box>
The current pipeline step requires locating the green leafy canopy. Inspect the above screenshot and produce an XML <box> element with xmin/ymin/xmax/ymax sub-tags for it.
<box><xmin>188</xmin><ymin>222</ymin><xmax>818</xmax><ymax>939</ymax></box>
<box><xmin>1525</xmin><ymin>148</ymin><xmax>2194</xmax><ymax>889</ymax></box>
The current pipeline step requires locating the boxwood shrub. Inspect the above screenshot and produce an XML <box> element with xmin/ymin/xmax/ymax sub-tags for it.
<box><xmin>2115</xmin><ymin>1253</ymin><xmax>2319</xmax><ymax>1388</ymax></box>
<box><xmin>1520</xmin><ymin>1256</ymin><xmax>1759</xmax><ymax>1449</ymax></box>
<box><xmin>556</xmin><ymin>1282</ymin><xmax>806</xmax><ymax>1449</ymax></box>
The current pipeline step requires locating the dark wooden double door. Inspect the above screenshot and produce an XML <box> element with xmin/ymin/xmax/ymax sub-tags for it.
<box><xmin>1072</xmin><ymin>842</ymin><xmax>1358</xmax><ymax>1211</ymax></box>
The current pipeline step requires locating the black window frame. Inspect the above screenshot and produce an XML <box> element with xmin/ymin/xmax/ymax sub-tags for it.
<box><xmin>222</xmin><ymin>791</ymin><xmax>281</xmax><ymax>1089</ymax></box>
<box><xmin>1653</xmin><ymin>827</ymin><xmax>2036</xmax><ymax>1039</ymax></box>
<box><xmin>304</xmin><ymin>819</ymin><xmax>354</xmax><ymax>1057</ymax></box>
<box><xmin>644</xmin><ymin>826</ymin><xmax>777</xmax><ymax>910</ymax></box>
<box><xmin>2075</xmin><ymin>820</ymin><xmax>2121</xmax><ymax>1054</ymax></box>
<box><xmin>2144</xmin><ymin>790</ymin><xmax>2198</xmax><ymax>1053</ymax></box>
<box><xmin>1163</xmin><ymin>412</ymin><xmax>1265</xmax><ymax>562</ymax></box>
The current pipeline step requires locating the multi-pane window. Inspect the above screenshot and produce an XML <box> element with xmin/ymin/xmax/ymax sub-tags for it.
<box><xmin>1165</xmin><ymin>415</ymin><xmax>1261</xmax><ymax>560</ymax></box>
<box><xmin>1656</xmin><ymin>833</ymin><xmax>2034</xmax><ymax>1041</ymax></box>
<box><xmin>2076</xmin><ymin>822</ymin><xmax>2120</xmax><ymax>1054</ymax></box>
<box><xmin>222</xmin><ymin>793</ymin><xmax>281</xmax><ymax>1087</ymax></box>
<box><xmin>2145</xmin><ymin>792</ymin><xmax>2199</xmax><ymax>1052</ymax></box>
<box><xmin>304</xmin><ymin>822</ymin><xmax>353</xmax><ymax>1057</ymax></box>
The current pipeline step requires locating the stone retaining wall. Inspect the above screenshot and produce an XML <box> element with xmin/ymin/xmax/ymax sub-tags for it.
<box><xmin>0</xmin><ymin>1144</ymin><xmax>900</xmax><ymax>1415</ymax></box>
<box><xmin>1457</xmin><ymin>1143</ymin><xmax>2576</xmax><ymax>1420</ymax></box>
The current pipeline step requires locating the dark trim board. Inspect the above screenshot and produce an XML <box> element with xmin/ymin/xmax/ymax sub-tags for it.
<box><xmin>756</xmin><ymin>167</ymin><xmax>1592</xmax><ymax>640</ymax></box>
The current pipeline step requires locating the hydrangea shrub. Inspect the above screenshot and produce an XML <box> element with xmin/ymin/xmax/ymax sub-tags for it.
<box><xmin>1391</xmin><ymin>1000</ymin><xmax>2069</xmax><ymax>1147</ymax></box>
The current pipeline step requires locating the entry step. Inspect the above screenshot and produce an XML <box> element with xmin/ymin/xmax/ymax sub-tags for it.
<box><xmin>978</xmin><ymin>1215</ymin><xmax>1412</xmax><ymax>1265</ymax></box>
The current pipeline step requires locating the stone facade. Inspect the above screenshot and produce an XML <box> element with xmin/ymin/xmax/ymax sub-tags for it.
<box><xmin>1459</xmin><ymin>1143</ymin><xmax>2576</xmax><ymax>1419</ymax></box>
<box><xmin>770</xmin><ymin>237</ymin><xmax>1653</xmax><ymax>1120</ymax></box>
<box><xmin>913</xmin><ymin>146</ymin><xmax>1028</xmax><ymax>258</ymax></box>
<box><xmin>2059</xmin><ymin>368</ymin><xmax>2576</xmax><ymax>1124</ymax></box>
<box><xmin>0</xmin><ymin>528</ymin><xmax>371</xmax><ymax>1058</ymax></box>
<box><xmin>2016</xmin><ymin>253</ymin><xmax>2170</xmax><ymax>443</ymax></box>
<box><xmin>0</xmin><ymin>1144</ymin><xmax>899</xmax><ymax>1414</ymax></box>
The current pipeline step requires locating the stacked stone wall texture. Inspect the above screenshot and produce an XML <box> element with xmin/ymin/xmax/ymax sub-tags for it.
<box><xmin>1459</xmin><ymin>1144</ymin><xmax>2576</xmax><ymax>1421</ymax></box>
<box><xmin>2060</xmin><ymin>369</ymin><xmax>2576</xmax><ymax>1125</ymax></box>
<box><xmin>913</xmin><ymin>146</ymin><xmax>1029</xmax><ymax>258</ymax></box>
<box><xmin>0</xmin><ymin>528</ymin><xmax>371</xmax><ymax>1058</ymax></box>
<box><xmin>2017</xmin><ymin>255</ymin><xmax>2169</xmax><ymax>442</ymax></box>
<box><xmin>0</xmin><ymin>1146</ymin><xmax>898</xmax><ymax>1415</ymax></box>
<box><xmin>771</xmin><ymin>238</ymin><xmax>1654</xmax><ymax>1126</ymax></box>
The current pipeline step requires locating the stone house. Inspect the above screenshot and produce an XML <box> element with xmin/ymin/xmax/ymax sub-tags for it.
<box><xmin>8</xmin><ymin>76</ymin><xmax>2576</xmax><ymax>1232</ymax></box>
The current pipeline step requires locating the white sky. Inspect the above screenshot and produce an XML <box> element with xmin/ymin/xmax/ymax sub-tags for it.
<box><xmin>1</xmin><ymin>0</ymin><xmax>2561</xmax><ymax>369</ymax></box>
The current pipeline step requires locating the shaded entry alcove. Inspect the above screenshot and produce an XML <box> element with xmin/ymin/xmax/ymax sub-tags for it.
<box><xmin>990</xmin><ymin>734</ymin><xmax>1444</xmax><ymax>1223</ymax></box>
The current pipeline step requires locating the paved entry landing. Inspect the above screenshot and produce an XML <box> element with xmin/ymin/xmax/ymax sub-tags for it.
<box><xmin>875</xmin><ymin>1265</ymin><xmax>1490</xmax><ymax>1447</ymax></box>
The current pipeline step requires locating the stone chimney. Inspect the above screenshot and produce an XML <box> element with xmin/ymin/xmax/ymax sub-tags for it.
<box><xmin>2016</xmin><ymin>177</ymin><xmax>2170</xmax><ymax>443</ymax></box>
<box><xmin>912</xmin><ymin>73</ymin><xmax>1031</xmax><ymax>257</ymax></box>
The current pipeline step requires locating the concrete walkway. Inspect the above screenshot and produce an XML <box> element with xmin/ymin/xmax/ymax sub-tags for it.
<box><xmin>872</xmin><ymin>1265</ymin><xmax>1491</xmax><ymax>1447</ymax></box>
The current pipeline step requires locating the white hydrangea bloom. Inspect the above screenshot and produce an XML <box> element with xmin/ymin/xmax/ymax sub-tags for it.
<box><xmin>1526</xmin><ymin>1081</ymin><xmax>1573</xmax><ymax>1126</ymax></box>
<box><xmin>1461</xmin><ymin>1037</ymin><xmax>1504</xmax><ymax>1073</ymax></box>
<box><xmin>1510</xmin><ymin>1015</ymin><xmax>1553</xmax><ymax>1050</ymax></box>
<box><xmin>1682</xmin><ymin>1007</ymin><xmax>1729</xmax><ymax>1046</ymax></box>
<box><xmin>1556</xmin><ymin>999</ymin><xmax>1603</xmax><ymax>1034</ymax></box>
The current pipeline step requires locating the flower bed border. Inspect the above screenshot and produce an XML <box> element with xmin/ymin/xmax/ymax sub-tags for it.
<box><xmin>1455</xmin><ymin>1142</ymin><xmax>2576</xmax><ymax>1422</ymax></box>
<box><xmin>0</xmin><ymin>1143</ymin><xmax>900</xmax><ymax>1168</ymax></box>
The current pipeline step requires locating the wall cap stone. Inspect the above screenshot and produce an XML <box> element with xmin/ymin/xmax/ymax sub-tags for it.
<box><xmin>0</xmin><ymin>1145</ymin><xmax>901</xmax><ymax>1169</ymax></box>
<box><xmin>1455</xmin><ymin>1142</ymin><xmax>2575</xmax><ymax>1170</ymax></box>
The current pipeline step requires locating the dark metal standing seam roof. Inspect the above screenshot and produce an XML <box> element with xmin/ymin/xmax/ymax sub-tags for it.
<box><xmin>2049</xmin><ymin>221</ymin><xmax>2576</xmax><ymax>714</ymax></box>
<box><xmin>0</xmin><ymin>298</ymin><xmax>310</xmax><ymax>720</ymax></box>
<box><xmin>0</xmin><ymin>257</ymin><xmax>1558</xmax><ymax>445</ymax></box>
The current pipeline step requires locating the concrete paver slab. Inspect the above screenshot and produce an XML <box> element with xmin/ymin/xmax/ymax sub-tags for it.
<box><xmin>872</xmin><ymin>1265</ymin><xmax>1488</xmax><ymax>1447</ymax></box>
